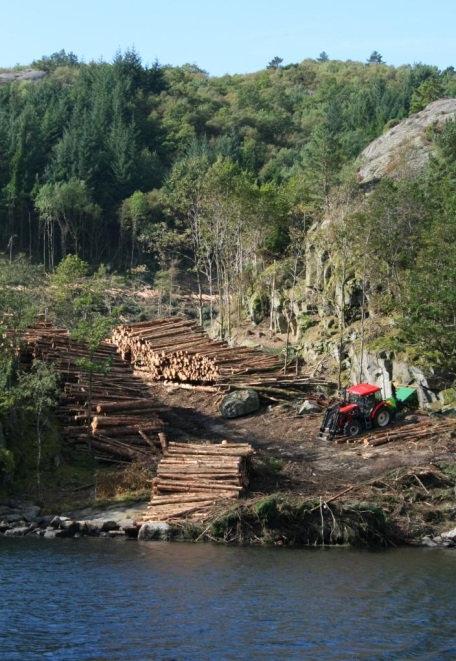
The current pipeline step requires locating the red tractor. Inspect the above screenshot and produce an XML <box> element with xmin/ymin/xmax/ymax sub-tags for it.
<box><xmin>318</xmin><ymin>383</ymin><xmax>395</xmax><ymax>441</ymax></box>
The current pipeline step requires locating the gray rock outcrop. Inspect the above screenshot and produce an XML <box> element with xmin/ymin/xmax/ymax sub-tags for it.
<box><xmin>349</xmin><ymin>349</ymin><xmax>438</xmax><ymax>408</ymax></box>
<box><xmin>0</xmin><ymin>69</ymin><xmax>47</xmax><ymax>85</ymax></box>
<box><xmin>357</xmin><ymin>98</ymin><xmax>456</xmax><ymax>185</ymax></box>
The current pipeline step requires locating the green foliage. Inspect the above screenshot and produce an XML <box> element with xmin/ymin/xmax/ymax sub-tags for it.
<box><xmin>32</xmin><ymin>49</ymin><xmax>79</xmax><ymax>72</ymax></box>
<box><xmin>15</xmin><ymin>360</ymin><xmax>58</xmax><ymax>413</ymax></box>
<box><xmin>51</xmin><ymin>253</ymin><xmax>88</xmax><ymax>286</ymax></box>
<box><xmin>0</xmin><ymin>53</ymin><xmax>453</xmax><ymax>271</ymax></box>
<box><xmin>336</xmin><ymin>119</ymin><xmax>456</xmax><ymax>372</ymax></box>
<box><xmin>0</xmin><ymin>256</ymin><xmax>42</xmax><ymax>415</ymax></box>
<box><xmin>401</xmin><ymin>213</ymin><xmax>456</xmax><ymax>370</ymax></box>
<box><xmin>14</xmin><ymin>360</ymin><xmax>59</xmax><ymax>489</ymax></box>
<box><xmin>267</xmin><ymin>57</ymin><xmax>283</xmax><ymax>70</ymax></box>
<box><xmin>410</xmin><ymin>77</ymin><xmax>444</xmax><ymax>113</ymax></box>
<box><xmin>49</xmin><ymin>254</ymin><xmax>119</xmax><ymax>331</ymax></box>
<box><xmin>367</xmin><ymin>51</ymin><xmax>384</xmax><ymax>64</ymax></box>
<box><xmin>34</xmin><ymin>179</ymin><xmax>101</xmax><ymax>266</ymax></box>
<box><xmin>0</xmin><ymin>50</ymin><xmax>454</xmax><ymax>370</ymax></box>
<box><xmin>208</xmin><ymin>496</ymin><xmax>395</xmax><ymax>547</ymax></box>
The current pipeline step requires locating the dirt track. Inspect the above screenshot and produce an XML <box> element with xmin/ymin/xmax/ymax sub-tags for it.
<box><xmin>147</xmin><ymin>383</ymin><xmax>456</xmax><ymax>497</ymax></box>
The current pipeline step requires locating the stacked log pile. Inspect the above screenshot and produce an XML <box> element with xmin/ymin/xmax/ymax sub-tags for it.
<box><xmin>112</xmin><ymin>317</ymin><xmax>335</xmax><ymax>396</ymax></box>
<box><xmin>335</xmin><ymin>416</ymin><xmax>456</xmax><ymax>447</ymax></box>
<box><xmin>362</xmin><ymin>416</ymin><xmax>456</xmax><ymax>447</ymax></box>
<box><xmin>21</xmin><ymin>322</ymin><xmax>165</xmax><ymax>462</ymax></box>
<box><xmin>143</xmin><ymin>440</ymin><xmax>254</xmax><ymax>521</ymax></box>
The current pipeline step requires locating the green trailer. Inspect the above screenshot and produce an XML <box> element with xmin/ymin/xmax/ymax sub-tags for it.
<box><xmin>387</xmin><ymin>386</ymin><xmax>418</xmax><ymax>410</ymax></box>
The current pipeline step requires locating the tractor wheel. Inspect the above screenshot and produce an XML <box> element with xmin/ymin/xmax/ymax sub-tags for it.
<box><xmin>344</xmin><ymin>419</ymin><xmax>361</xmax><ymax>437</ymax></box>
<box><xmin>375</xmin><ymin>408</ymin><xmax>391</xmax><ymax>428</ymax></box>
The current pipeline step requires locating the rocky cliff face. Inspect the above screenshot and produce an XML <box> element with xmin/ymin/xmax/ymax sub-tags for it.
<box><xmin>266</xmin><ymin>99</ymin><xmax>456</xmax><ymax>403</ymax></box>
<box><xmin>357</xmin><ymin>98</ymin><xmax>456</xmax><ymax>185</ymax></box>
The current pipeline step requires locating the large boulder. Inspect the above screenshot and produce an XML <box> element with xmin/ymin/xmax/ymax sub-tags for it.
<box><xmin>138</xmin><ymin>522</ymin><xmax>170</xmax><ymax>541</ymax></box>
<box><xmin>219</xmin><ymin>389</ymin><xmax>260</xmax><ymax>419</ymax></box>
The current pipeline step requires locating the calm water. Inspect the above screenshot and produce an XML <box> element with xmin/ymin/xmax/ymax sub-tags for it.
<box><xmin>0</xmin><ymin>539</ymin><xmax>455</xmax><ymax>660</ymax></box>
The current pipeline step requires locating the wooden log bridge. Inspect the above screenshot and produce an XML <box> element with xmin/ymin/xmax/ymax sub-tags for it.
<box><xmin>142</xmin><ymin>440</ymin><xmax>254</xmax><ymax>521</ymax></box>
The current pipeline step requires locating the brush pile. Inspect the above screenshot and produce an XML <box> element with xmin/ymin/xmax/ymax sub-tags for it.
<box><xmin>143</xmin><ymin>440</ymin><xmax>254</xmax><ymax>521</ymax></box>
<box><xmin>20</xmin><ymin>322</ymin><xmax>165</xmax><ymax>462</ymax></box>
<box><xmin>112</xmin><ymin>317</ymin><xmax>335</xmax><ymax>397</ymax></box>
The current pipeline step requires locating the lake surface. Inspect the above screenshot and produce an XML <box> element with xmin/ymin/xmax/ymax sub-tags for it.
<box><xmin>0</xmin><ymin>539</ymin><xmax>455</xmax><ymax>660</ymax></box>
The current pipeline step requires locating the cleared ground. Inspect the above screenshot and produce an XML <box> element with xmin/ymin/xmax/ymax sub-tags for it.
<box><xmin>148</xmin><ymin>383</ymin><xmax>456</xmax><ymax>497</ymax></box>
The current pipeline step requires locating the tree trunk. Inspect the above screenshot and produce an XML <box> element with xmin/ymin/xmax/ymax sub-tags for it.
<box><xmin>196</xmin><ymin>269</ymin><xmax>203</xmax><ymax>326</ymax></box>
<box><xmin>36</xmin><ymin>409</ymin><xmax>42</xmax><ymax>492</ymax></box>
<box><xmin>337</xmin><ymin>258</ymin><xmax>347</xmax><ymax>391</ymax></box>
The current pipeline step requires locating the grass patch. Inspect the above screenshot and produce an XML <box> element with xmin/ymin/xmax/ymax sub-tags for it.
<box><xmin>205</xmin><ymin>495</ymin><xmax>396</xmax><ymax>548</ymax></box>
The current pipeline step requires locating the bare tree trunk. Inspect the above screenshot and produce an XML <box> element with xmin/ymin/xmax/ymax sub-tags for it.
<box><xmin>196</xmin><ymin>269</ymin><xmax>203</xmax><ymax>326</ymax></box>
<box><xmin>169</xmin><ymin>269</ymin><xmax>173</xmax><ymax>315</ymax></box>
<box><xmin>337</xmin><ymin>258</ymin><xmax>347</xmax><ymax>391</ymax></box>
<box><xmin>87</xmin><ymin>368</ymin><xmax>93</xmax><ymax>453</ymax></box>
<box><xmin>284</xmin><ymin>256</ymin><xmax>298</xmax><ymax>374</ymax></box>
<box><xmin>215</xmin><ymin>257</ymin><xmax>224</xmax><ymax>338</ymax></box>
<box><xmin>358</xmin><ymin>260</ymin><xmax>367</xmax><ymax>383</ymax></box>
<box><xmin>36</xmin><ymin>409</ymin><xmax>42</xmax><ymax>492</ymax></box>
<box><xmin>270</xmin><ymin>262</ymin><xmax>276</xmax><ymax>332</ymax></box>
<box><xmin>60</xmin><ymin>222</ymin><xmax>68</xmax><ymax>260</ymax></box>
<box><xmin>28</xmin><ymin>211</ymin><xmax>32</xmax><ymax>259</ymax></box>
<box><xmin>226</xmin><ymin>267</ymin><xmax>231</xmax><ymax>339</ymax></box>
<box><xmin>208</xmin><ymin>259</ymin><xmax>213</xmax><ymax>323</ymax></box>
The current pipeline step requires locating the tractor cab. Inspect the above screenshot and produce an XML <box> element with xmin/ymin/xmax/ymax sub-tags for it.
<box><xmin>318</xmin><ymin>383</ymin><xmax>395</xmax><ymax>441</ymax></box>
<box><xmin>346</xmin><ymin>383</ymin><xmax>383</xmax><ymax>413</ymax></box>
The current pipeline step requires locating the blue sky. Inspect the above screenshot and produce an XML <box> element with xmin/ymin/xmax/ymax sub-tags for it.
<box><xmin>2</xmin><ymin>0</ymin><xmax>455</xmax><ymax>75</ymax></box>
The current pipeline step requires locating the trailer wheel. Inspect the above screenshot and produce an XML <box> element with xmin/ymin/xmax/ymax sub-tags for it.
<box><xmin>344</xmin><ymin>419</ymin><xmax>361</xmax><ymax>437</ymax></box>
<box><xmin>375</xmin><ymin>408</ymin><xmax>391</xmax><ymax>428</ymax></box>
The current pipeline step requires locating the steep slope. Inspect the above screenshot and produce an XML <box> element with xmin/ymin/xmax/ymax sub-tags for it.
<box><xmin>288</xmin><ymin>99</ymin><xmax>456</xmax><ymax>404</ymax></box>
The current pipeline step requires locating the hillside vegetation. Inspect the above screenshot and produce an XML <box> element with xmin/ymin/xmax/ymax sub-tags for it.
<box><xmin>0</xmin><ymin>51</ymin><xmax>455</xmax><ymax>493</ymax></box>
<box><xmin>1</xmin><ymin>51</ymin><xmax>454</xmax><ymax>363</ymax></box>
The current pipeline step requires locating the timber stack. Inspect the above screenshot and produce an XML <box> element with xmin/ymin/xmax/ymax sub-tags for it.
<box><xmin>362</xmin><ymin>416</ymin><xmax>456</xmax><ymax>447</ymax></box>
<box><xmin>112</xmin><ymin>317</ymin><xmax>334</xmax><ymax>396</ymax></box>
<box><xmin>143</xmin><ymin>439</ymin><xmax>254</xmax><ymax>521</ymax></box>
<box><xmin>20</xmin><ymin>322</ymin><xmax>165</xmax><ymax>462</ymax></box>
<box><xmin>334</xmin><ymin>415</ymin><xmax>456</xmax><ymax>447</ymax></box>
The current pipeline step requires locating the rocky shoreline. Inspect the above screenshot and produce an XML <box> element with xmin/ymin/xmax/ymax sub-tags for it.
<box><xmin>0</xmin><ymin>502</ymin><xmax>142</xmax><ymax>540</ymax></box>
<box><xmin>0</xmin><ymin>499</ymin><xmax>170</xmax><ymax>539</ymax></box>
<box><xmin>1</xmin><ymin>499</ymin><xmax>456</xmax><ymax>548</ymax></box>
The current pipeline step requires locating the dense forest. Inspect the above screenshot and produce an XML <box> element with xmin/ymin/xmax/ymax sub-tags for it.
<box><xmin>1</xmin><ymin>50</ymin><xmax>454</xmax><ymax>356</ymax></box>
<box><xmin>0</xmin><ymin>50</ymin><xmax>454</xmax><ymax>259</ymax></box>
